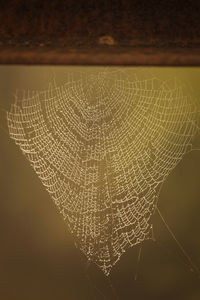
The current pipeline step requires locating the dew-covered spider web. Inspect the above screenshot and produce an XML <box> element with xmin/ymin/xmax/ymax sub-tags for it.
<box><xmin>7</xmin><ymin>70</ymin><xmax>200</xmax><ymax>276</ymax></box>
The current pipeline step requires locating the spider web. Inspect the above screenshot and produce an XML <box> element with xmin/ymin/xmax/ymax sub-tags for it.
<box><xmin>7</xmin><ymin>70</ymin><xmax>200</xmax><ymax>276</ymax></box>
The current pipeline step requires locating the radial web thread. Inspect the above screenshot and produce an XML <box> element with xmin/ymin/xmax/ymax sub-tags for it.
<box><xmin>7</xmin><ymin>71</ymin><xmax>200</xmax><ymax>275</ymax></box>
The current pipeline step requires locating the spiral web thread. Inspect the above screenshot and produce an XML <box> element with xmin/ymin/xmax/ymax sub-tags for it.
<box><xmin>7</xmin><ymin>71</ymin><xmax>200</xmax><ymax>276</ymax></box>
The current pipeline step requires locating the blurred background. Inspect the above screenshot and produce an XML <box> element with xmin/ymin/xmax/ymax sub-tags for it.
<box><xmin>0</xmin><ymin>66</ymin><xmax>200</xmax><ymax>300</ymax></box>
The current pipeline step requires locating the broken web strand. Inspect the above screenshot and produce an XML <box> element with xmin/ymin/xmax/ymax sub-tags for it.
<box><xmin>132</xmin><ymin>75</ymin><xmax>200</xmax><ymax>281</ymax></box>
<box><xmin>84</xmin><ymin>263</ymin><xmax>110</xmax><ymax>300</ymax></box>
<box><xmin>131</xmin><ymin>73</ymin><xmax>157</xmax><ymax>283</ymax></box>
<box><xmin>152</xmin><ymin>87</ymin><xmax>200</xmax><ymax>278</ymax></box>
<box><xmin>134</xmin><ymin>245</ymin><xmax>142</xmax><ymax>281</ymax></box>
<box><xmin>156</xmin><ymin>207</ymin><xmax>200</xmax><ymax>279</ymax></box>
<box><xmin>151</xmin><ymin>99</ymin><xmax>200</xmax><ymax>279</ymax></box>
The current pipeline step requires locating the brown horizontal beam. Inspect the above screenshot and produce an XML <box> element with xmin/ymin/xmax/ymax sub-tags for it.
<box><xmin>1</xmin><ymin>47</ymin><xmax>200</xmax><ymax>66</ymax></box>
<box><xmin>0</xmin><ymin>0</ymin><xmax>200</xmax><ymax>65</ymax></box>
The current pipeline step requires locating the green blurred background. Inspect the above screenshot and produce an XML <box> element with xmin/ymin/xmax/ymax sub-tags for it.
<box><xmin>0</xmin><ymin>66</ymin><xmax>200</xmax><ymax>300</ymax></box>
